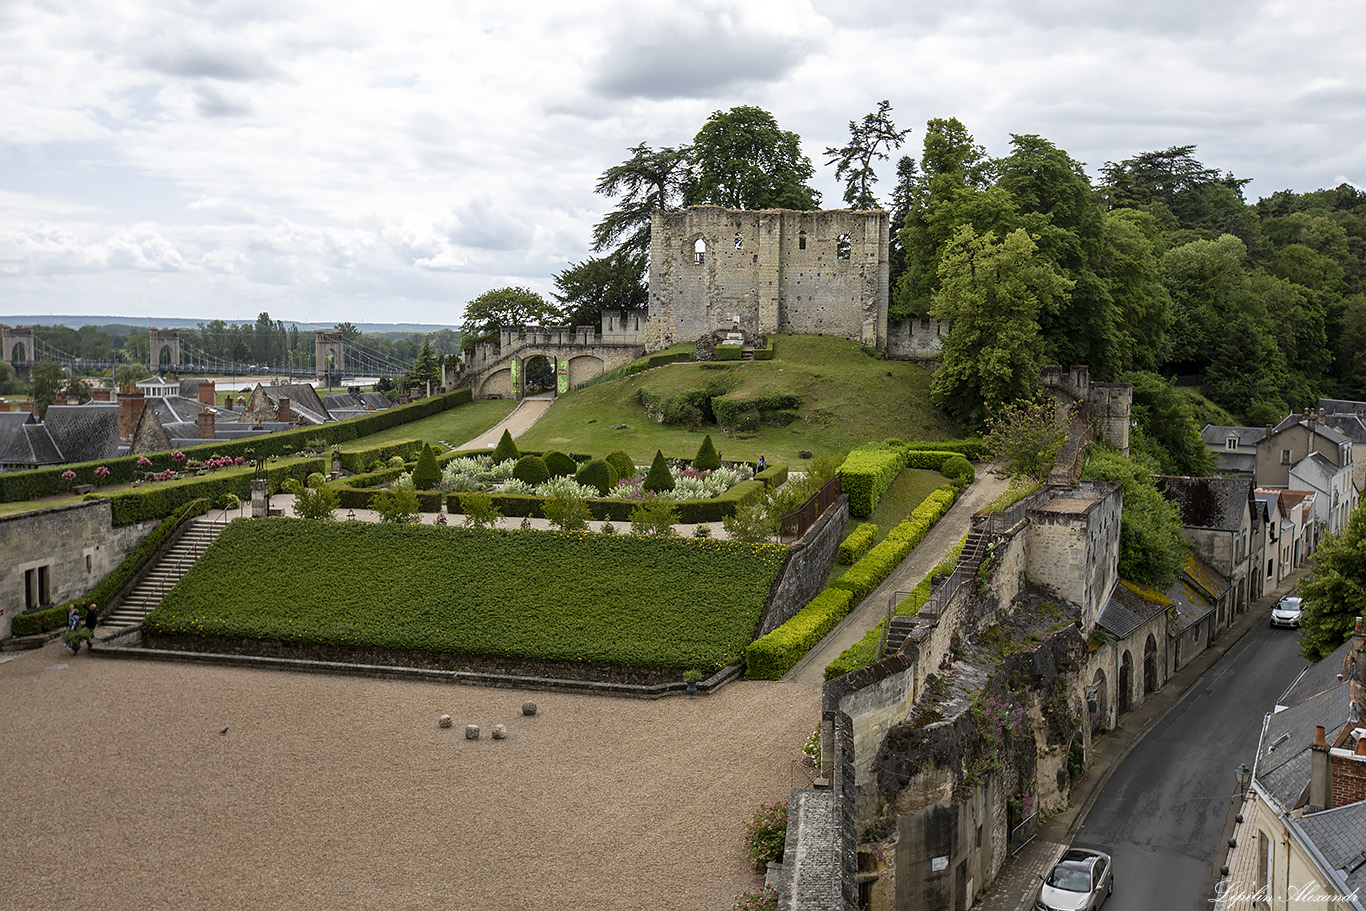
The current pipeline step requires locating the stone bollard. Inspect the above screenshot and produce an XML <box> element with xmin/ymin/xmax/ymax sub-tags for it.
<box><xmin>465</xmin><ymin>724</ymin><xmax>480</xmax><ymax>740</ymax></box>
<box><xmin>522</xmin><ymin>701</ymin><xmax>537</xmax><ymax>716</ymax></box>
<box><xmin>492</xmin><ymin>724</ymin><xmax>508</xmax><ymax>740</ymax></box>
<box><xmin>438</xmin><ymin>715</ymin><xmax>452</xmax><ymax>728</ymax></box>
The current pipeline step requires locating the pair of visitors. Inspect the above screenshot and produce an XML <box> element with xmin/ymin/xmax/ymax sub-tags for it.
<box><xmin>84</xmin><ymin>603</ymin><xmax>99</xmax><ymax>650</ymax></box>
<box><xmin>756</xmin><ymin>455</ymin><xmax>767</xmax><ymax>472</ymax></box>
<box><xmin>65</xmin><ymin>606</ymin><xmax>81</xmax><ymax>655</ymax></box>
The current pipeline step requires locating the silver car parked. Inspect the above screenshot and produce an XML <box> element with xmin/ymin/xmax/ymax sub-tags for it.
<box><xmin>1036</xmin><ymin>847</ymin><xmax>1113</xmax><ymax>911</ymax></box>
<box><xmin>1271</xmin><ymin>595</ymin><xmax>1304</xmax><ymax>629</ymax></box>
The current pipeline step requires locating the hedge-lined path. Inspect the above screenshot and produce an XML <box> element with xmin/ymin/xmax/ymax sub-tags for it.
<box><xmin>453</xmin><ymin>393</ymin><xmax>554</xmax><ymax>450</ymax></box>
<box><xmin>782</xmin><ymin>463</ymin><xmax>1014</xmax><ymax>687</ymax></box>
<box><xmin>0</xmin><ymin>637</ymin><xmax>815</xmax><ymax>911</ymax></box>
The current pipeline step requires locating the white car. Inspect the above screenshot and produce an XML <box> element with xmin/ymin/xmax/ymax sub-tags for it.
<box><xmin>1271</xmin><ymin>595</ymin><xmax>1304</xmax><ymax>629</ymax></box>
<box><xmin>1036</xmin><ymin>847</ymin><xmax>1112</xmax><ymax>911</ymax></box>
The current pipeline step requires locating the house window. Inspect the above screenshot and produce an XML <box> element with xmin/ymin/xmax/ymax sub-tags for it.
<box><xmin>693</xmin><ymin>239</ymin><xmax>706</xmax><ymax>265</ymax></box>
<box><xmin>1256</xmin><ymin>831</ymin><xmax>1270</xmax><ymax>897</ymax></box>
<box><xmin>1226</xmin><ymin>436</ymin><xmax>1238</xmax><ymax>450</ymax></box>
<box><xmin>24</xmin><ymin>565</ymin><xmax>51</xmax><ymax>609</ymax></box>
<box><xmin>836</xmin><ymin>233</ymin><xmax>851</xmax><ymax>260</ymax></box>
<box><xmin>1281</xmin><ymin>449</ymin><xmax>1292</xmax><ymax>464</ymax></box>
<box><xmin>798</xmin><ymin>231</ymin><xmax>807</xmax><ymax>251</ymax></box>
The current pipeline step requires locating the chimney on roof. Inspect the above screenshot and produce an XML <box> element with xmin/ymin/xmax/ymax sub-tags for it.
<box><xmin>198</xmin><ymin>380</ymin><xmax>216</xmax><ymax>406</ymax></box>
<box><xmin>20</xmin><ymin>401</ymin><xmax>35</xmax><ymax>414</ymax></box>
<box><xmin>0</xmin><ymin>400</ymin><xmax>9</xmax><ymax>412</ymax></box>
<box><xmin>92</xmin><ymin>387</ymin><xmax>111</xmax><ymax>402</ymax></box>
<box><xmin>118</xmin><ymin>391</ymin><xmax>145</xmax><ymax>445</ymax></box>
<box><xmin>197</xmin><ymin>409</ymin><xmax>215</xmax><ymax>440</ymax></box>
<box><xmin>1310</xmin><ymin>724</ymin><xmax>1332</xmax><ymax>811</ymax></box>
<box><xmin>277</xmin><ymin>396</ymin><xmax>290</xmax><ymax>423</ymax></box>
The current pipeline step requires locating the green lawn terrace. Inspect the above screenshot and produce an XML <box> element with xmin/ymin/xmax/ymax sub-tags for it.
<box><xmin>142</xmin><ymin>519</ymin><xmax>789</xmax><ymax>681</ymax></box>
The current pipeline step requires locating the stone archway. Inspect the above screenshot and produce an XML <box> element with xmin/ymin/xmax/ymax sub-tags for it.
<box><xmin>1143</xmin><ymin>634</ymin><xmax>1158</xmax><ymax>696</ymax></box>
<box><xmin>522</xmin><ymin>355</ymin><xmax>554</xmax><ymax>396</ymax></box>
<box><xmin>1089</xmin><ymin>668</ymin><xmax>1110</xmax><ymax>732</ymax></box>
<box><xmin>566</xmin><ymin>354</ymin><xmax>606</xmax><ymax>389</ymax></box>
<box><xmin>1118</xmin><ymin>651</ymin><xmax>1133</xmax><ymax>715</ymax></box>
<box><xmin>478</xmin><ymin>367</ymin><xmax>513</xmax><ymax>399</ymax></box>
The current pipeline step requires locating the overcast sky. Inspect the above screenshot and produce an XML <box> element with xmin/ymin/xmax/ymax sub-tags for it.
<box><xmin>2</xmin><ymin>0</ymin><xmax>1362</xmax><ymax>329</ymax></box>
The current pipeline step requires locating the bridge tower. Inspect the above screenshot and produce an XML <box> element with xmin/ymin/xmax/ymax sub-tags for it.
<box><xmin>148</xmin><ymin>329</ymin><xmax>181</xmax><ymax>374</ymax></box>
<box><xmin>315</xmin><ymin>330</ymin><xmax>346</xmax><ymax>383</ymax></box>
<box><xmin>1</xmin><ymin>326</ymin><xmax>37</xmax><ymax>380</ymax></box>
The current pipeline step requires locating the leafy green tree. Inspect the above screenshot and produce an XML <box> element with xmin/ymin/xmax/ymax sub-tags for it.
<box><xmin>1204</xmin><ymin>313</ymin><xmax>1289</xmax><ymax>421</ymax></box>
<box><xmin>30</xmin><ymin>359</ymin><xmax>64</xmax><ymax>419</ymax></box>
<box><xmin>824</xmin><ymin>100</ymin><xmax>910</xmax><ymax>209</ymax></box>
<box><xmin>1298</xmin><ymin>507</ymin><xmax>1366</xmax><ymax>659</ymax></box>
<box><xmin>458</xmin><ymin>490</ymin><xmax>502</xmax><ymax>529</ymax></box>
<box><xmin>693</xmin><ymin>434</ymin><xmax>721</xmax><ymax>471</ymax></box>
<box><xmin>983</xmin><ymin>396</ymin><xmax>1068</xmax><ymax>480</ymax></box>
<box><xmin>1099</xmin><ymin>145</ymin><xmax>1250</xmax><ymax>232</ymax></box>
<box><xmin>543</xmin><ymin>492</ymin><xmax>590</xmax><ymax>532</ymax></box>
<box><xmin>412</xmin><ymin>444</ymin><xmax>441</xmax><ymax>490</ymax></box>
<box><xmin>372</xmin><ymin>488</ymin><xmax>420</xmax><ymax>525</ymax></box>
<box><xmin>1123</xmin><ymin>371</ymin><xmax>1216</xmax><ymax>476</ymax></box>
<box><xmin>1099</xmin><ymin>209</ymin><xmax>1173</xmax><ymax>371</ymax></box>
<box><xmin>1159</xmin><ymin>234</ymin><xmax>1251</xmax><ymax>371</ymax></box>
<box><xmin>629</xmin><ymin>495</ymin><xmax>678</xmax><ymax>537</ymax></box>
<box><xmin>408</xmin><ymin>339</ymin><xmax>440</xmax><ymax>388</ymax></box>
<box><xmin>459</xmin><ymin>287</ymin><xmax>561</xmax><ymax>352</ymax></box>
<box><xmin>929</xmin><ymin>226</ymin><xmax>1072</xmax><ymax>428</ymax></box>
<box><xmin>592</xmin><ymin>142</ymin><xmax>692</xmax><ymax>258</ymax></box>
<box><xmin>61</xmin><ymin>374</ymin><xmax>92</xmax><ymax>404</ymax></box>
<box><xmin>285</xmin><ymin>477</ymin><xmax>339</xmax><ymax>521</ymax></box>
<box><xmin>334</xmin><ymin>322</ymin><xmax>361</xmax><ymax>341</ymax></box>
<box><xmin>553</xmin><ymin>250</ymin><xmax>647</xmax><ymax>328</ymax></box>
<box><xmin>1081</xmin><ymin>448</ymin><xmax>1188</xmax><ymax>591</ymax></box>
<box><xmin>643</xmin><ymin>450</ymin><xmax>675</xmax><ymax>493</ymax></box>
<box><xmin>683</xmin><ymin>106</ymin><xmax>820</xmax><ymax>211</ymax></box>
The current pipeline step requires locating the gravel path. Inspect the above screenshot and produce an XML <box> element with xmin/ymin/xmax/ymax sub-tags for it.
<box><xmin>0</xmin><ymin>641</ymin><xmax>815</xmax><ymax>911</ymax></box>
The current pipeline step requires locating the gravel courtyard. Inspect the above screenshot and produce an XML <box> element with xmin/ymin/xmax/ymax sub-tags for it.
<box><xmin>0</xmin><ymin>641</ymin><xmax>816</xmax><ymax>911</ymax></box>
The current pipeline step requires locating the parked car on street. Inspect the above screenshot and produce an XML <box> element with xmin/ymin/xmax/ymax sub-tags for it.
<box><xmin>1270</xmin><ymin>594</ymin><xmax>1304</xmax><ymax>629</ymax></box>
<box><xmin>1036</xmin><ymin>847</ymin><xmax>1112</xmax><ymax>911</ymax></box>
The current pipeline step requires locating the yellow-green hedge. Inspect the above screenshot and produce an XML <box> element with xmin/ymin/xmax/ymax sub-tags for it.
<box><xmin>838</xmin><ymin>523</ymin><xmax>878</xmax><ymax>565</ymax></box>
<box><xmin>745</xmin><ymin>589</ymin><xmax>854</xmax><ymax>680</ymax></box>
<box><xmin>840</xmin><ymin>445</ymin><xmax>908</xmax><ymax>517</ymax></box>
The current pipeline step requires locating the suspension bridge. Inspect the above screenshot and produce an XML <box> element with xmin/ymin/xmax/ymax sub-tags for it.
<box><xmin>1</xmin><ymin>326</ymin><xmax>418</xmax><ymax>383</ymax></box>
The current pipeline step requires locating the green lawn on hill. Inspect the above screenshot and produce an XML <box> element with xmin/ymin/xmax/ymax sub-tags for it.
<box><xmin>517</xmin><ymin>334</ymin><xmax>961</xmax><ymax>464</ymax></box>
<box><xmin>336</xmin><ymin>397</ymin><xmax>518</xmax><ymax>450</ymax></box>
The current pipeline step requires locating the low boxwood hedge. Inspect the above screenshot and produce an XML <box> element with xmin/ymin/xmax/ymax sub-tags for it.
<box><xmin>96</xmin><ymin>457</ymin><xmax>327</xmax><ymax>526</ymax></box>
<box><xmin>744</xmin><ymin>589</ymin><xmax>854</xmax><ymax>680</ymax></box>
<box><xmin>755</xmin><ymin>464</ymin><xmax>788</xmax><ymax>488</ymax></box>
<box><xmin>460</xmin><ymin>478</ymin><xmax>767</xmax><ymax>524</ymax></box>
<box><xmin>829</xmin><ymin>485</ymin><xmax>958</xmax><ymax>604</ymax></box>
<box><xmin>904</xmin><ymin>438</ymin><xmax>985</xmax><ymax>461</ymax></box>
<box><xmin>837</xmin><ymin>523</ymin><xmax>878</xmax><ymax>565</ymax></box>
<box><xmin>338</xmin><ymin>439</ymin><xmax>423</xmax><ymax>473</ymax></box>
<box><xmin>9</xmin><ymin>499</ymin><xmax>209</xmax><ymax>636</ymax></box>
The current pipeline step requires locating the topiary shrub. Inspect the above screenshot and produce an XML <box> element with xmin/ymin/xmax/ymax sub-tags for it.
<box><xmin>412</xmin><ymin>444</ymin><xmax>441</xmax><ymax>490</ymax></box>
<box><xmin>387</xmin><ymin>455</ymin><xmax>407</xmax><ymax>469</ymax></box>
<box><xmin>643</xmin><ymin>450</ymin><xmax>675</xmax><ymax>493</ymax></box>
<box><xmin>606</xmin><ymin>450</ymin><xmax>636</xmax><ymax>480</ymax></box>
<box><xmin>512</xmin><ymin>454</ymin><xmax>550</xmax><ymax>486</ymax></box>
<box><xmin>542</xmin><ymin>449</ymin><xmax>578</xmax><ymax>478</ymax></box>
<box><xmin>940</xmin><ymin>455</ymin><xmax>975</xmax><ymax>487</ymax></box>
<box><xmin>574</xmin><ymin>458</ymin><xmax>618</xmax><ymax>496</ymax></box>
<box><xmin>492</xmin><ymin>429</ymin><xmax>519</xmax><ymax>463</ymax></box>
<box><xmin>693</xmin><ymin>434</ymin><xmax>721</xmax><ymax>471</ymax></box>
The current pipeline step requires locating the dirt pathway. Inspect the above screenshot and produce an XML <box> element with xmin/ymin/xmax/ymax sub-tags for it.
<box><xmin>782</xmin><ymin>463</ymin><xmax>1014</xmax><ymax>687</ymax></box>
<box><xmin>454</xmin><ymin>394</ymin><xmax>554</xmax><ymax>450</ymax></box>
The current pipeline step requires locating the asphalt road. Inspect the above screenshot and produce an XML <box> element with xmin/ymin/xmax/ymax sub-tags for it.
<box><xmin>1070</xmin><ymin>620</ymin><xmax>1309</xmax><ymax>911</ymax></box>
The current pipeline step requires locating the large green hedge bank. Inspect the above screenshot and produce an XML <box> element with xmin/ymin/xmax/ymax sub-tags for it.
<box><xmin>0</xmin><ymin>388</ymin><xmax>472</xmax><ymax>504</ymax></box>
<box><xmin>145</xmin><ymin>519</ymin><xmax>788</xmax><ymax>671</ymax></box>
<box><xmin>840</xmin><ymin>441</ymin><xmax>979</xmax><ymax>517</ymax></box>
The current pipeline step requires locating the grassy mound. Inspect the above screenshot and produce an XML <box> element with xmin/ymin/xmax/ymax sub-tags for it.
<box><xmin>146</xmin><ymin>519</ymin><xmax>787</xmax><ymax>671</ymax></box>
<box><xmin>517</xmin><ymin>334</ymin><xmax>960</xmax><ymax>464</ymax></box>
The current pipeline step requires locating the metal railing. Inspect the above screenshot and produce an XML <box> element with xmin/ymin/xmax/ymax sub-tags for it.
<box><xmin>1010</xmin><ymin>810</ymin><xmax>1038</xmax><ymax>854</ymax></box>
<box><xmin>779</xmin><ymin>474</ymin><xmax>842</xmax><ymax>540</ymax></box>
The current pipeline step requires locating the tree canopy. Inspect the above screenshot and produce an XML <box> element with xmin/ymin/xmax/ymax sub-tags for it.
<box><xmin>1299</xmin><ymin>506</ymin><xmax>1366</xmax><ymax>660</ymax></box>
<box><xmin>683</xmin><ymin>106</ymin><xmax>820</xmax><ymax>211</ymax></box>
<box><xmin>459</xmin><ymin>287</ymin><xmax>561</xmax><ymax>352</ymax></box>
<box><xmin>824</xmin><ymin>100</ymin><xmax>910</xmax><ymax>209</ymax></box>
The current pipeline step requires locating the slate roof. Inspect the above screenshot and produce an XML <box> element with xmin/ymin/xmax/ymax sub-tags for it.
<box><xmin>1296</xmin><ymin>802</ymin><xmax>1366</xmax><ymax>902</ymax></box>
<box><xmin>1325</xmin><ymin>413</ymin><xmax>1366</xmax><ymax>444</ymax></box>
<box><xmin>1164</xmin><ymin>573</ymin><xmax>1218</xmax><ymax>633</ymax></box>
<box><xmin>43</xmin><ymin>404</ymin><xmax>120</xmax><ymax>463</ymax></box>
<box><xmin>1154</xmin><ymin>476</ymin><xmax>1253</xmax><ymax>530</ymax></box>
<box><xmin>1096</xmin><ymin>580</ymin><xmax>1168</xmax><ymax>639</ymax></box>
<box><xmin>1270</xmin><ymin>415</ymin><xmax>1351</xmax><ymax>447</ymax></box>
<box><xmin>1201</xmin><ymin>424</ymin><xmax>1268</xmax><ymax>447</ymax></box>
<box><xmin>1254</xmin><ymin>681</ymin><xmax>1350</xmax><ymax>812</ymax></box>
<box><xmin>1280</xmin><ymin>638</ymin><xmax>1356</xmax><ymax>710</ymax></box>
<box><xmin>1318</xmin><ymin>398</ymin><xmax>1366</xmax><ymax>416</ymax></box>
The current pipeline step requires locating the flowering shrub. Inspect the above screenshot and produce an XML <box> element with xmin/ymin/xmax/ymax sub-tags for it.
<box><xmin>60</xmin><ymin>469</ymin><xmax>77</xmax><ymax>484</ymax></box>
<box><xmin>744</xmin><ymin>802</ymin><xmax>789</xmax><ymax>871</ymax></box>
<box><xmin>732</xmin><ymin>886</ymin><xmax>778</xmax><ymax>911</ymax></box>
<box><xmin>532</xmin><ymin>476</ymin><xmax>598</xmax><ymax>499</ymax></box>
<box><xmin>171</xmin><ymin>451</ymin><xmax>186</xmax><ymax>463</ymax></box>
<box><xmin>136</xmin><ymin>456</ymin><xmax>152</xmax><ymax>468</ymax></box>
<box><xmin>93</xmin><ymin>466</ymin><xmax>110</xmax><ymax>484</ymax></box>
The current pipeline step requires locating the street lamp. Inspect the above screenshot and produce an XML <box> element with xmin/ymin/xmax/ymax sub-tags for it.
<box><xmin>1234</xmin><ymin>762</ymin><xmax>1252</xmax><ymax>801</ymax></box>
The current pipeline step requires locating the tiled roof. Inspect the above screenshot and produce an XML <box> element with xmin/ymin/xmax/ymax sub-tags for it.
<box><xmin>43</xmin><ymin>404</ymin><xmax>119</xmax><ymax>463</ymax></box>
<box><xmin>1296</xmin><ymin>802</ymin><xmax>1366</xmax><ymax>901</ymax></box>
<box><xmin>1096</xmin><ymin>581</ymin><xmax>1167</xmax><ymax>639</ymax></box>
<box><xmin>1254</xmin><ymin>683</ymin><xmax>1350</xmax><ymax>812</ymax></box>
<box><xmin>1155</xmin><ymin>476</ymin><xmax>1252</xmax><ymax>530</ymax></box>
<box><xmin>1281</xmin><ymin>638</ymin><xmax>1357</xmax><ymax>709</ymax></box>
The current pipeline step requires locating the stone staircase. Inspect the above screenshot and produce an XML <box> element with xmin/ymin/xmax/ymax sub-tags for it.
<box><xmin>101</xmin><ymin>516</ymin><xmax>232</xmax><ymax>627</ymax></box>
<box><xmin>885</xmin><ymin>525</ymin><xmax>993</xmax><ymax>654</ymax></box>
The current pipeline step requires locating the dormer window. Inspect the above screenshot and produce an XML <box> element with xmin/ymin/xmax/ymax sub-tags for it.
<box><xmin>1226</xmin><ymin>436</ymin><xmax>1238</xmax><ymax>451</ymax></box>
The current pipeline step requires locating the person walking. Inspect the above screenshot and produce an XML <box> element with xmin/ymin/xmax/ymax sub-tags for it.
<box><xmin>84</xmin><ymin>602</ymin><xmax>99</xmax><ymax>651</ymax></box>
<box><xmin>65</xmin><ymin>606</ymin><xmax>81</xmax><ymax>655</ymax></box>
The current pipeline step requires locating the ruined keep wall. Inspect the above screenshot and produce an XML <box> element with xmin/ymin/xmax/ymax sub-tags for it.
<box><xmin>647</xmin><ymin>207</ymin><xmax>889</xmax><ymax>351</ymax></box>
<box><xmin>1024</xmin><ymin>483</ymin><xmax>1121</xmax><ymax>631</ymax></box>
<box><xmin>0</xmin><ymin>501</ymin><xmax>158</xmax><ymax>639</ymax></box>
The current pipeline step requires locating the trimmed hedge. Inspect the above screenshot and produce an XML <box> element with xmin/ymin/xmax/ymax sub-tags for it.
<box><xmin>339</xmin><ymin>439</ymin><xmax>423</xmax><ymax>473</ymax></box>
<box><xmin>0</xmin><ymin>388</ymin><xmax>472</xmax><ymax>504</ymax></box>
<box><xmin>840</xmin><ymin>445</ymin><xmax>908</xmax><ymax>517</ymax></box>
<box><xmin>711</xmin><ymin>392</ymin><xmax>799</xmax><ymax>432</ymax></box>
<box><xmin>513</xmin><ymin>455</ymin><xmax>550</xmax><ymax>486</ymax></box>
<box><xmin>751</xmin><ymin>338</ymin><xmax>775</xmax><ymax>361</ymax></box>
<box><xmin>9</xmin><ymin>499</ymin><xmax>209</xmax><ymax>636</ymax></box>
<box><xmin>940</xmin><ymin>455</ymin><xmax>975</xmax><ymax>487</ymax></box>
<box><xmin>837</xmin><ymin>523</ymin><xmax>878</xmax><ymax>565</ymax></box>
<box><xmin>714</xmin><ymin>345</ymin><xmax>743</xmax><ymax>361</ymax></box>
<box><xmin>904</xmin><ymin>438</ymin><xmax>986</xmax><ymax>461</ymax></box>
<box><xmin>606</xmin><ymin>450</ymin><xmax>636</xmax><ymax>480</ymax></box>
<box><xmin>755</xmin><ymin>464</ymin><xmax>789</xmax><ymax>489</ymax></box>
<box><xmin>97</xmin><ymin>457</ymin><xmax>328</xmax><ymax>526</ymax></box>
<box><xmin>574</xmin><ymin>459</ymin><xmax>617</xmax><ymax>496</ymax></box>
<box><xmin>744</xmin><ymin>589</ymin><xmax>854</xmax><ymax>680</ymax></box>
<box><xmin>542</xmin><ymin>450</ymin><xmax>578</xmax><ymax>478</ymax></box>
<box><xmin>456</xmin><ymin>478</ymin><xmax>766</xmax><ymax>524</ymax></box>
<box><xmin>829</xmin><ymin>486</ymin><xmax>958</xmax><ymax>604</ymax></box>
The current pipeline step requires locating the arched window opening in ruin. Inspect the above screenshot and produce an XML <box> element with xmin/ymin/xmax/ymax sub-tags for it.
<box><xmin>693</xmin><ymin>238</ymin><xmax>706</xmax><ymax>264</ymax></box>
<box><xmin>836</xmin><ymin>233</ymin><xmax>851</xmax><ymax>260</ymax></box>
<box><xmin>734</xmin><ymin>232</ymin><xmax>743</xmax><ymax>251</ymax></box>
<box><xmin>798</xmin><ymin>231</ymin><xmax>807</xmax><ymax>251</ymax></box>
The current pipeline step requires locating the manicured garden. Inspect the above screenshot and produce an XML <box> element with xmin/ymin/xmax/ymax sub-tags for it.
<box><xmin>144</xmin><ymin>519</ymin><xmax>789</xmax><ymax>672</ymax></box>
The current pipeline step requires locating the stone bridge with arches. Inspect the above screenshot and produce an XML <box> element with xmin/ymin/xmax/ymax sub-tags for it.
<box><xmin>447</xmin><ymin>310</ymin><xmax>647</xmax><ymax>400</ymax></box>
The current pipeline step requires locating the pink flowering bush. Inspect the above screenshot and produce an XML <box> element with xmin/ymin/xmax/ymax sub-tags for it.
<box><xmin>732</xmin><ymin>885</ymin><xmax>778</xmax><ymax>911</ymax></box>
<box><xmin>171</xmin><ymin>450</ymin><xmax>186</xmax><ymax>463</ymax></box>
<box><xmin>136</xmin><ymin>456</ymin><xmax>152</xmax><ymax>468</ymax></box>
<box><xmin>60</xmin><ymin>469</ymin><xmax>77</xmax><ymax>489</ymax></box>
<box><xmin>93</xmin><ymin>465</ymin><xmax>110</xmax><ymax>482</ymax></box>
<box><xmin>744</xmin><ymin>802</ymin><xmax>789</xmax><ymax>871</ymax></box>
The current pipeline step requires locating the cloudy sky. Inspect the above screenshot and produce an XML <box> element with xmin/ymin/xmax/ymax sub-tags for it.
<box><xmin>2</xmin><ymin>0</ymin><xmax>1362</xmax><ymax>328</ymax></box>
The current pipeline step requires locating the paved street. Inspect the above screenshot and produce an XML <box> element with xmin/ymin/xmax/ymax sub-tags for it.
<box><xmin>976</xmin><ymin>570</ymin><xmax>1309</xmax><ymax>911</ymax></box>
